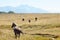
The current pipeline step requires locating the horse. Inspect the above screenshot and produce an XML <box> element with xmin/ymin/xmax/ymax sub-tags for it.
<box><xmin>11</xmin><ymin>23</ymin><xmax>23</xmax><ymax>39</ymax></box>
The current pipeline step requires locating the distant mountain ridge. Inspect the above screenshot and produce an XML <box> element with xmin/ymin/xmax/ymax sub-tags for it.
<box><xmin>0</xmin><ymin>5</ymin><xmax>47</xmax><ymax>13</ymax></box>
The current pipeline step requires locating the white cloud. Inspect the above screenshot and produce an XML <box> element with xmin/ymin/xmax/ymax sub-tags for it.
<box><xmin>0</xmin><ymin>0</ymin><xmax>60</xmax><ymax>12</ymax></box>
<box><xmin>0</xmin><ymin>0</ymin><xmax>26</xmax><ymax>7</ymax></box>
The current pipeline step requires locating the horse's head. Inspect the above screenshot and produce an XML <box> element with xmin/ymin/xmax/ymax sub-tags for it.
<box><xmin>11</xmin><ymin>23</ymin><xmax>16</xmax><ymax>28</ymax></box>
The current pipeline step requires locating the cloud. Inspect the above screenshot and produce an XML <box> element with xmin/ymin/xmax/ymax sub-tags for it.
<box><xmin>0</xmin><ymin>0</ymin><xmax>26</xmax><ymax>7</ymax></box>
<box><xmin>0</xmin><ymin>0</ymin><xmax>60</xmax><ymax>12</ymax></box>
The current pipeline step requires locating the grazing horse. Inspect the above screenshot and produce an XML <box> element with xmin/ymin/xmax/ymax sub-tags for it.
<box><xmin>11</xmin><ymin>23</ymin><xmax>23</xmax><ymax>38</ymax></box>
<box><xmin>28</xmin><ymin>20</ymin><xmax>31</xmax><ymax>23</ymax></box>
<box><xmin>35</xmin><ymin>17</ymin><xmax>37</xmax><ymax>21</ymax></box>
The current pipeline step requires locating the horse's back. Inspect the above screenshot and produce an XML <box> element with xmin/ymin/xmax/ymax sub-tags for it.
<box><xmin>14</xmin><ymin>29</ymin><xmax>21</xmax><ymax>33</ymax></box>
<box><xmin>14</xmin><ymin>28</ymin><xmax>23</xmax><ymax>34</ymax></box>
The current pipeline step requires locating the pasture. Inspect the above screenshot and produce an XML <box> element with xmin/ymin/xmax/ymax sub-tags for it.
<box><xmin>0</xmin><ymin>13</ymin><xmax>60</xmax><ymax>40</ymax></box>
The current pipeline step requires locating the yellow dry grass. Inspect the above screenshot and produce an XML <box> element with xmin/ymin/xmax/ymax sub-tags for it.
<box><xmin>0</xmin><ymin>13</ymin><xmax>60</xmax><ymax>40</ymax></box>
<box><xmin>0</xmin><ymin>13</ymin><xmax>60</xmax><ymax>25</ymax></box>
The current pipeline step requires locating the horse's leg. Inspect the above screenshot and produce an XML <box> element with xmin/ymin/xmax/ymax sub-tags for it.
<box><xmin>15</xmin><ymin>33</ymin><xmax>17</xmax><ymax>39</ymax></box>
<box><xmin>18</xmin><ymin>33</ymin><xmax>20</xmax><ymax>38</ymax></box>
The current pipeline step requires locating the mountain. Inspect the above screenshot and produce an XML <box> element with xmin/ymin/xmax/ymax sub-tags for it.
<box><xmin>0</xmin><ymin>5</ymin><xmax>47</xmax><ymax>13</ymax></box>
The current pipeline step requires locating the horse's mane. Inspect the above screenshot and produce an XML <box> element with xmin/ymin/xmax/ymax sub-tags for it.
<box><xmin>11</xmin><ymin>23</ymin><xmax>16</xmax><ymax>28</ymax></box>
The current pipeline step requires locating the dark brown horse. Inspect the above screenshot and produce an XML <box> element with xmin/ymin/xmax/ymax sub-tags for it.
<box><xmin>11</xmin><ymin>23</ymin><xmax>23</xmax><ymax>38</ymax></box>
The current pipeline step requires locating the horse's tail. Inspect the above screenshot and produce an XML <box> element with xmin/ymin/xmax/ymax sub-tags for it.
<box><xmin>20</xmin><ymin>30</ymin><xmax>23</xmax><ymax>34</ymax></box>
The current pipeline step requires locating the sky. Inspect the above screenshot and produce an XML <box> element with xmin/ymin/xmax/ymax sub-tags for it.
<box><xmin>0</xmin><ymin>0</ymin><xmax>60</xmax><ymax>13</ymax></box>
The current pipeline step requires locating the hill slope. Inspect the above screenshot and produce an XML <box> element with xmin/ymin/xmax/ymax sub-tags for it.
<box><xmin>0</xmin><ymin>5</ymin><xmax>47</xmax><ymax>13</ymax></box>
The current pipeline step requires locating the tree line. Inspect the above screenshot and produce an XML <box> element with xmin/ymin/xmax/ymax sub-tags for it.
<box><xmin>0</xmin><ymin>11</ymin><xmax>15</xmax><ymax>14</ymax></box>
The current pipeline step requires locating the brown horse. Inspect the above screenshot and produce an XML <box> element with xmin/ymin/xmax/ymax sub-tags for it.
<box><xmin>11</xmin><ymin>23</ymin><xmax>23</xmax><ymax>39</ymax></box>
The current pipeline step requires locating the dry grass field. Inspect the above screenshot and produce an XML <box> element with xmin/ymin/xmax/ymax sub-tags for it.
<box><xmin>0</xmin><ymin>13</ymin><xmax>60</xmax><ymax>40</ymax></box>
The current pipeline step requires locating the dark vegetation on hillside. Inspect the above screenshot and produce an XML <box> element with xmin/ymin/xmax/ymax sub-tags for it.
<box><xmin>0</xmin><ymin>11</ymin><xmax>15</xmax><ymax>14</ymax></box>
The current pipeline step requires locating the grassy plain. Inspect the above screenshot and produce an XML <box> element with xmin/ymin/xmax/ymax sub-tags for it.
<box><xmin>0</xmin><ymin>13</ymin><xmax>60</xmax><ymax>40</ymax></box>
